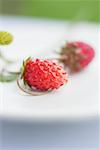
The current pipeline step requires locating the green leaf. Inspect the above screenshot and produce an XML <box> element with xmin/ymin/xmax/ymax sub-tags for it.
<box><xmin>0</xmin><ymin>73</ymin><xmax>18</xmax><ymax>82</ymax></box>
<box><xmin>0</xmin><ymin>31</ymin><xmax>13</xmax><ymax>45</ymax></box>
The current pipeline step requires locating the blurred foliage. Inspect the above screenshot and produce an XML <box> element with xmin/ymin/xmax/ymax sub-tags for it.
<box><xmin>0</xmin><ymin>0</ymin><xmax>100</xmax><ymax>22</ymax></box>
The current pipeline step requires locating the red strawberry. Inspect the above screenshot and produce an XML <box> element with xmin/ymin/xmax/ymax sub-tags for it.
<box><xmin>21</xmin><ymin>58</ymin><xmax>68</xmax><ymax>91</ymax></box>
<box><xmin>59</xmin><ymin>41</ymin><xmax>95</xmax><ymax>73</ymax></box>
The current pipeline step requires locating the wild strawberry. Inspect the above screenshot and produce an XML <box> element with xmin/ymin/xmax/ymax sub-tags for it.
<box><xmin>59</xmin><ymin>41</ymin><xmax>95</xmax><ymax>73</ymax></box>
<box><xmin>21</xmin><ymin>58</ymin><xmax>68</xmax><ymax>91</ymax></box>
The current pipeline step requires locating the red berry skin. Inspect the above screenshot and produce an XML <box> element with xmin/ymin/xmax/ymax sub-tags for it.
<box><xmin>60</xmin><ymin>41</ymin><xmax>95</xmax><ymax>73</ymax></box>
<box><xmin>23</xmin><ymin>59</ymin><xmax>68</xmax><ymax>91</ymax></box>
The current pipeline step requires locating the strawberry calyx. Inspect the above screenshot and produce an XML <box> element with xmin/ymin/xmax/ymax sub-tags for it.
<box><xmin>21</xmin><ymin>57</ymin><xmax>31</xmax><ymax>79</ymax></box>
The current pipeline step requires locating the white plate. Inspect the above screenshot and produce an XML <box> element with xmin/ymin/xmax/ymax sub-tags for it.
<box><xmin>0</xmin><ymin>16</ymin><xmax>99</xmax><ymax>122</ymax></box>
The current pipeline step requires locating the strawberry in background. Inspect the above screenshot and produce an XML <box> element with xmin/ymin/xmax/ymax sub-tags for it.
<box><xmin>58</xmin><ymin>41</ymin><xmax>95</xmax><ymax>73</ymax></box>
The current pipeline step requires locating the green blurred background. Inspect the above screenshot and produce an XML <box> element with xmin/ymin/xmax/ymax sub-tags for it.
<box><xmin>0</xmin><ymin>0</ymin><xmax>99</xmax><ymax>22</ymax></box>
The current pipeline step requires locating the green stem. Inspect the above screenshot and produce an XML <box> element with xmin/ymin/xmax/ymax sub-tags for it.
<box><xmin>0</xmin><ymin>68</ymin><xmax>20</xmax><ymax>82</ymax></box>
<box><xmin>6</xmin><ymin>70</ymin><xmax>21</xmax><ymax>75</ymax></box>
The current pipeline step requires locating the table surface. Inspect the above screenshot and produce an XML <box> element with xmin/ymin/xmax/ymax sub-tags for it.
<box><xmin>0</xmin><ymin>117</ymin><xmax>99</xmax><ymax>150</ymax></box>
